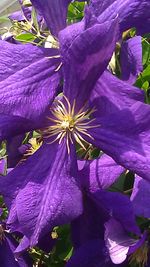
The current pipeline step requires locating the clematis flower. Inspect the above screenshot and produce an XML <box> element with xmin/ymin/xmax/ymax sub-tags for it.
<box><xmin>0</xmin><ymin>3</ymin><xmax>150</xmax><ymax>249</ymax></box>
<box><xmin>0</xmin><ymin>10</ymin><xmax>121</xmax><ymax>247</ymax></box>
<box><xmin>0</xmin><ymin>0</ymin><xmax>150</xmax><ymax>252</ymax></box>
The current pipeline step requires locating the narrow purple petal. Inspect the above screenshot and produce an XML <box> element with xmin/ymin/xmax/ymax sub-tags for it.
<box><xmin>31</xmin><ymin>0</ymin><xmax>72</xmax><ymax>36</ymax></box>
<box><xmin>60</xmin><ymin>17</ymin><xmax>119</xmax><ymax>109</ymax></box>
<box><xmin>0</xmin><ymin>141</ymin><xmax>83</xmax><ymax>248</ymax></box>
<box><xmin>0</xmin><ymin>41</ymin><xmax>60</xmax><ymax>121</ymax></box>
<box><xmin>88</xmin><ymin>101</ymin><xmax>150</xmax><ymax>181</ymax></box>
<box><xmin>131</xmin><ymin>176</ymin><xmax>150</xmax><ymax>218</ymax></box>
<box><xmin>78</xmin><ymin>154</ymin><xmax>125</xmax><ymax>191</ymax></box>
<box><xmin>128</xmin><ymin>231</ymin><xmax>147</xmax><ymax>254</ymax></box>
<box><xmin>120</xmin><ymin>36</ymin><xmax>143</xmax><ymax>84</ymax></box>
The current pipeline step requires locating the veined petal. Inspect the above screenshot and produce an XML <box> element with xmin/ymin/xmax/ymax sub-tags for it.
<box><xmin>78</xmin><ymin>154</ymin><xmax>125</xmax><ymax>191</ymax></box>
<box><xmin>131</xmin><ymin>175</ymin><xmax>150</xmax><ymax>218</ymax></box>
<box><xmin>90</xmin><ymin>71</ymin><xmax>144</xmax><ymax>116</ymax></box>
<box><xmin>60</xmin><ymin>17</ymin><xmax>119</xmax><ymax>109</ymax></box>
<box><xmin>0</xmin><ymin>41</ymin><xmax>61</xmax><ymax>121</ymax></box>
<box><xmin>90</xmin><ymin>0</ymin><xmax>150</xmax><ymax>35</ymax></box>
<box><xmin>88</xmin><ymin>101</ymin><xmax>150</xmax><ymax>181</ymax></box>
<box><xmin>120</xmin><ymin>36</ymin><xmax>143</xmax><ymax>84</ymax></box>
<box><xmin>31</xmin><ymin>0</ymin><xmax>72</xmax><ymax>36</ymax></box>
<box><xmin>0</xmin><ymin>141</ymin><xmax>83</xmax><ymax>248</ymax></box>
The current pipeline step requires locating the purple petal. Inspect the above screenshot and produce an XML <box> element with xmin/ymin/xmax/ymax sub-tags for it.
<box><xmin>91</xmin><ymin>191</ymin><xmax>140</xmax><ymax>235</ymax></box>
<box><xmin>128</xmin><ymin>231</ymin><xmax>147</xmax><ymax>254</ymax></box>
<box><xmin>90</xmin><ymin>0</ymin><xmax>150</xmax><ymax>35</ymax></box>
<box><xmin>9</xmin><ymin>8</ymin><xmax>31</xmax><ymax>21</ymax></box>
<box><xmin>0</xmin><ymin>115</ymin><xmax>37</xmax><ymax>142</ymax></box>
<box><xmin>120</xmin><ymin>36</ymin><xmax>143</xmax><ymax>84</ymax></box>
<box><xmin>0</xmin><ymin>234</ymin><xmax>32</xmax><ymax>267</ymax></box>
<box><xmin>88</xmin><ymin>101</ymin><xmax>150</xmax><ymax>181</ymax></box>
<box><xmin>66</xmin><ymin>239</ymin><xmax>110</xmax><ymax>267</ymax></box>
<box><xmin>15</xmin><ymin>233</ymin><xmax>55</xmax><ymax>254</ymax></box>
<box><xmin>30</xmin><ymin>0</ymin><xmax>72</xmax><ymax>36</ymax></box>
<box><xmin>90</xmin><ymin>71</ymin><xmax>144</xmax><ymax>115</ymax></box>
<box><xmin>131</xmin><ymin>176</ymin><xmax>150</xmax><ymax>218</ymax></box>
<box><xmin>18</xmin><ymin>0</ymin><xmax>32</xmax><ymax>20</ymax></box>
<box><xmin>0</xmin><ymin>41</ymin><xmax>60</xmax><ymax>121</ymax></box>
<box><xmin>78</xmin><ymin>154</ymin><xmax>125</xmax><ymax>191</ymax></box>
<box><xmin>60</xmin><ymin>17</ymin><xmax>119</xmax><ymax>109</ymax></box>
<box><xmin>105</xmin><ymin>219</ymin><xmax>136</xmax><ymax>264</ymax></box>
<box><xmin>1</xmin><ymin>141</ymin><xmax>82</xmax><ymax>248</ymax></box>
<box><xmin>71</xmin><ymin>195</ymin><xmax>106</xmax><ymax>249</ymax></box>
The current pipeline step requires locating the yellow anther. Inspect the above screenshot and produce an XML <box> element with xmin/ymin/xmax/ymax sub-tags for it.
<box><xmin>42</xmin><ymin>95</ymin><xmax>100</xmax><ymax>153</ymax></box>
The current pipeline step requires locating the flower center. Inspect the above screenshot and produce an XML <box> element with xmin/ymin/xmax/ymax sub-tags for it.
<box><xmin>42</xmin><ymin>95</ymin><xmax>98</xmax><ymax>153</ymax></box>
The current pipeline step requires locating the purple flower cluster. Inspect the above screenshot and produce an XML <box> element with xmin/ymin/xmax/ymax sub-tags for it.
<box><xmin>0</xmin><ymin>0</ymin><xmax>150</xmax><ymax>266</ymax></box>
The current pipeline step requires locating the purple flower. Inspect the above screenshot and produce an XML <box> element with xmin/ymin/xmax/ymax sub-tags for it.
<box><xmin>0</xmin><ymin>8</ymin><xmax>150</xmax><ymax>250</ymax></box>
<box><xmin>0</xmin><ymin>12</ymin><xmax>120</xmax><ymax>247</ymax></box>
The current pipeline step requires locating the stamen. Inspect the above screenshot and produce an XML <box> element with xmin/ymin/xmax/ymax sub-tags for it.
<box><xmin>0</xmin><ymin>225</ymin><xmax>5</xmax><ymax>244</ymax></box>
<box><xmin>129</xmin><ymin>243</ymin><xmax>149</xmax><ymax>267</ymax></box>
<box><xmin>42</xmin><ymin>95</ymin><xmax>100</xmax><ymax>153</ymax></box>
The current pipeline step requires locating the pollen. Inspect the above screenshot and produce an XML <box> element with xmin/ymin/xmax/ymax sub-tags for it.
<box><xmin>42</xmin><ymin>95</ymin><xmax>99</xmax><ymax>153</ymax></box>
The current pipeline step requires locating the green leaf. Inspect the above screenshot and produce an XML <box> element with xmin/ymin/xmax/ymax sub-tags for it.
<box><xmin>15</xmin><ymin>33</ymin><xmax>36</xmax><ymax>42</ymax></box>
<box><xmin>142</xmin><ymin>38</ymin><xmax>150</xmax><ymax>67</ymax></box>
